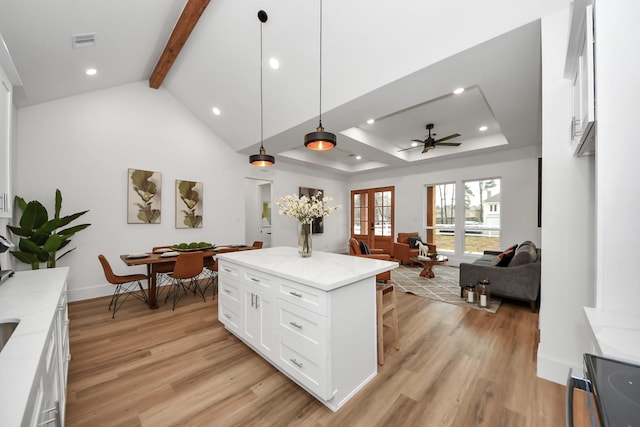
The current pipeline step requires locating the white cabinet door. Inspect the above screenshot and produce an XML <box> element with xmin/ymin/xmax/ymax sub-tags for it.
<box><xmin>0</xmin><ymin>65</ymin><xmax>11</xmax><ymax>217</ymax></box>
<box><xmin>241</xmin><ymin>274</ymin><xmax>274</xmax><ymax>358</ymax></box>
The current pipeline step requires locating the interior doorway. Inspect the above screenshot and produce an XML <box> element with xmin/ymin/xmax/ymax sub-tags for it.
<box><xmin>244</xmin><ymin>178</ymin><xmax>272</xmax><ymax>248</ymax></box>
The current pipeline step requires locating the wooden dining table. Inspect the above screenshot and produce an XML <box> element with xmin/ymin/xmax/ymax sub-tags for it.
<box><xmin>120</xmin><ymin>245</ymin><xmax>256</xmax><ymax>308</ymax></box>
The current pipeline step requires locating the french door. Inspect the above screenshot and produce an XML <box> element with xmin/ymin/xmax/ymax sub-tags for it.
<box><xmin>350</xmin><ymin>186</ymin><xmax>394</xmax><ymax>254</ymax></box>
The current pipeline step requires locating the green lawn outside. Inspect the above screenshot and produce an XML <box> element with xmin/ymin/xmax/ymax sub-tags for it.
<box><xmin>433</xmin><ymin>234</ymin><xmax>501</xmax><ymax>254</ymax></box>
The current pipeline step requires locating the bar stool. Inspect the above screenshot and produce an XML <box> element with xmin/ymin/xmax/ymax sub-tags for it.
<box><xmin>376</xmin><ymin>283</ymin><xmax>400</xmax><ymax>365</ymax></box>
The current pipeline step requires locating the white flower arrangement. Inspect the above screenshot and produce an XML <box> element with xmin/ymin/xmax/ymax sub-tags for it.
<box><xmin>275</xmin><ymin>192</ymin><xmax>340</xmax><ymax>224</ymax></box>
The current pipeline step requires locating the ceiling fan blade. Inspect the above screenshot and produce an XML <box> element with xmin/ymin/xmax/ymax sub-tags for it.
<box><xmin>421</xmin><ymin>146</ymin><xmax>432</xmax><ymax>154</ymax></box>
<box><xmin>398</xmin><ymin>146</ymin><xmax>420</xmax><ymax>152</ymax></box>
<box><xmin>411</xmin><ymin>139</ymin><xmax>425</xmax><ymax>143</ymax></box>
<box><xmin>434</xmin><ymin>133</ymin><xmax>461</xmax><ymax>143</ymax></box>
<box><xmin>435</xmin><ymin>142</ymin><xmax>462</xmax><ymax>147</ymax></box>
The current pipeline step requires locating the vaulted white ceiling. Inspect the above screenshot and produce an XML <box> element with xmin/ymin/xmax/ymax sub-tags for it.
<box><xmin>0</xmin><ymin>0</ymin><xmax>564</xmax><ymax>176</ymax></box>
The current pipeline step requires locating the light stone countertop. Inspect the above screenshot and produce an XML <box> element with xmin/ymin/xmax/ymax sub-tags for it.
<box><xmin>217</xmin><ymin>246</ymin><xmax>398</xmax><ymax>291</ymax></box>
<box><xmin>584</xmin><ymin>306</ymin><xmax>640</xmax><ymax>365</ymax></box>
<box><xmin>0</xmin><ymin>267</ymin><xmax>69</xmax><ymax>427</ymax></box>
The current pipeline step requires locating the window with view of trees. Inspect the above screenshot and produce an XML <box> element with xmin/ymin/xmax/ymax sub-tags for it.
<box><xmin>425</xmin><ymin>178</ymin><xmax>501</xmax><ymax>254</ymax></box>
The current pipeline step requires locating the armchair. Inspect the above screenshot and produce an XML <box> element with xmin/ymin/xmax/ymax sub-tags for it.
<box><xmin>348</xmin><ymin>238</ymin><xmax>393</xmax><ymax>282</ymax></box>
<box><xmin>393</xmin><ymin>232</ymin><xmax>436</xmax><ymax>265</ymax></box>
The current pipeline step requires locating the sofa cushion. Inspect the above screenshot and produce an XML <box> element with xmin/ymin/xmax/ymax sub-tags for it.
<box><xmin>397</xmin><ymin>232</ymin><xmax>419</xmax><ymax>244</ymax></box>
<box><xmin>515</xmin><ymin>241</ymin><xmax>538</xmax><ymax>263</ymax></box>
<box><xmin>359</xmin><ymin>240</ymin><xmax>371</xmax><ymax>254</ymax></box>
<box><xmin>510</xmin><ymin>250</ymin><xmax>533</xmax><ymax>266</ymax></box>
<box><xmin>407</xmin><ymin>236</ymin><xmax>423</xmax><ymax>249</ymax></box>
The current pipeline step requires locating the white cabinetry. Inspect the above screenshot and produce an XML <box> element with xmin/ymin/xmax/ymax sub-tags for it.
<box><xmin>566</xmin><ymin>2</ymin><xmax>596</xmax><ymax>156</ymax></box>
<box><xmin>0</xmin><ymin>61</ymin><xmax>12</xmax><ymax>217</ymax></box>
<box><xmin>217</xmin><ymin>247</ymin><xmax>392</xmax><ymax>412</ymax></box>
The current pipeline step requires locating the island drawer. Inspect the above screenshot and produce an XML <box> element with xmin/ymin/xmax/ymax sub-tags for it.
<box><xmin>277</xmin><ymin>335</ymin><xmax>330</xmax><ymax>400</ymax></box>
<box><xmin>277</xmin><ymin>280</ymin><xmax>328</xmax><ymax>316</ymax></box>
<box><xmin>218</xmin><ymin>297</ymin><xmax>241</xmax><ymax>334</ymax></box>
<box><xmin>243</xmin><ymin>270</ymin><xmax>272</xmax><ymax>290</ymax></box>
<box><xmin>218</xmin><ymin>263</ymin><xmax>241</xmax><ymax>282</ymax></box>
<box><xmin>277</xmin><ymin>299</ymin><xmax>327</xmax><ymax>357</ymax></box>
<box><xmin>219</xmin><ymin>279</ymin><xmax>240</xmax><ymax>304</ymax></box>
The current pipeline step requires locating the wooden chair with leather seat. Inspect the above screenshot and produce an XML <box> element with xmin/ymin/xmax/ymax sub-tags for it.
<box><xmin>348</xmin><ymin>238</ymin><xmax>393</xmax><ymax>282</ymax></box>
<box><xmin>152</xmin><ymin>245</ymin><xmax>174</xmax><ymax>300</ymax></box>
<box><xmin>98</xmin><ymin>255</ymin><xmax>149</xmax><ymax>318</ymax></box>
<box><xmin>165</xmin><ymin>251</ymin><xmax>205</xmax><ymax>310</ymax></box>
<box><xmin>251</xmin><ymin>241</ymin><xmax>264</xmax><ymax>249</ymax></box>
<box><xmin>202</xmin><ymin>256</ymin><xmax>218</xmax><ymax>299</ymax></box>
<box><xmin>376</xmin><ymin>282</ymin><xmax>400</xmax><ymax>365</ymax></box>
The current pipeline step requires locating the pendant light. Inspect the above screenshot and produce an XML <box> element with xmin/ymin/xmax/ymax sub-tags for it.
<box><xmin>250</xmin><ymin>10</ymin><xmax>275</xmax><ymax>167</ymax></box>
<box><xmin>304</xmin><ymin>0</ymin><xmax>336</xmax><ymax>151</ymax></box>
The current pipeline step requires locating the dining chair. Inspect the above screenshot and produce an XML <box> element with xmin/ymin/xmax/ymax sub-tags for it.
<box><xmin>165</xmin><ymin>251</ymin><xmax>205</xmax><ymax>310</ymax></box>
<box><xmin>202</xmin><ymin>256</ymin><xmax>218</xmax><ymax>299</ymax></box>
<box><xmin>152</xmin><ymin>245</ymin><xmax>174</xmax><ymax>299</ymax></box>
<box><xmin>252</xmin><ymin>241</ymin><xmax>264</xmax><ymax>249</ymax></box>
<box><xmin>376</xmin><ymin>282</ymin><xmax>400</xmax><ymax>365</ymax></box>
<box><xmin>98</xmin><ymin>255</ymin><xmax>149</xmax><ymax>318</ymax></box>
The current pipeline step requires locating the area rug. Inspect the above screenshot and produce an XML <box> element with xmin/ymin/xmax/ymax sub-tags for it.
<box><xmin>390</xmin><ymin>264</ymin><xmax>501</xmax><ymax>313</ymax></box>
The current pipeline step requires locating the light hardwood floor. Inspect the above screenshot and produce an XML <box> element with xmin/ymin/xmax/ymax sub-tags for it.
<box><xmin>65</xmin><ymin>287</ymin><xmax>565</xmax><ymax>426</ymax></box>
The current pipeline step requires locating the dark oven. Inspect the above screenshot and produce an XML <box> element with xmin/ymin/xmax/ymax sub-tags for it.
<box><xmin>566</xmin><ymin>353</ymin><xmax>640</xmax><ymax>427</ymax></box>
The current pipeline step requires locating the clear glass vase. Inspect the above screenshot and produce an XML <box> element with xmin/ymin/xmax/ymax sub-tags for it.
<box><xmin>298</xmin><ymin>223</ymin><xmax>312</xmax><ymax>257</ymax></box>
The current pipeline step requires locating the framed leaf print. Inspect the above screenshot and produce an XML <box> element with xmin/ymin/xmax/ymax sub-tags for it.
<box><xmin>176</xmin><ymin>180</ymin><xmax>203</xmax><ymax>228</ymax></box>
<box><xmin>128</xmin><ymin>168</ymin><xmax>161</xmax><ymax>224</ymax></box>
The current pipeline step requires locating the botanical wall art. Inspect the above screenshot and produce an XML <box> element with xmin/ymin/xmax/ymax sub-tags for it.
<box><xmin>299</xmin><ymin>187</ymin><xmax>324</xmax><ymax>234</ymax></box>
<box><xmin>128</xmin><ymin>168</ymin><xmax>161</xmax><ymax>224</ymax></box>
<box><xmin>176</xmin><ymin>180</ymin><xmax>203</xmax><ymax>228</ymax></box>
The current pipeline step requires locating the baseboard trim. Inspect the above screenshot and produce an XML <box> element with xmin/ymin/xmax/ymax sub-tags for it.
<box><xmin>537</xmin><ymin>347</ymin><xmax>582</xmax><ymax>385</ymax></box>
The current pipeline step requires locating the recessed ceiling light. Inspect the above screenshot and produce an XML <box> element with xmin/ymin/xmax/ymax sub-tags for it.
<box><xmin>453</xmin><ymin>87</ymin><xmax>464</xmax><ymax>95</ymax></box>
<box><xmin>269</xmin><ymin>58</ymin><xmax>279</xmax><ymax>70</ymax></box>
<box><xmin>411</xmin><ymin>142</ymin><xmax>419</xmax><ymax>147</ymax></box>
<box><xmin>355</xmin><ymin>155</ymin><xmax>362</xmax><ymax>160</ymax></box>
<box><xmin>85</xmin><ymin>68</ymin><xmax>97</xmax><ymax>76</ymax></box>
<box><xmin>479</xmin><ymin>125</ymin><xmax>488</xmax><ymax>131</ymax></box>
<box><xmin>212</xmin><ymin>107</ymin><xmax>221</xmax><ymax>116</ymax></box>
<box><xmin>366</xmin><ymin>119</ymin><xmax>375</xmax><ymax>124</ymax></box>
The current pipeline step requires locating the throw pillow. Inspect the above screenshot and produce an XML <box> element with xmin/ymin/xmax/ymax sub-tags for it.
<box><xmin>407</xmin><ymin>236</ymin><xmax>423</xmax><ymax>249</ymax></box>
<box><xmin>509</xmin><ymin>250</ymin><xmax>532</xmax><ymax>266</ymax></box>
<box><xmin>359</xmin><ymin>240</ymin><xmax>371</xmax><ymax>254</ymax></box>
<box><xmin>490</xmin><ymin>244</ymin><xmax>518</xmax><ymax>267</ymax></box>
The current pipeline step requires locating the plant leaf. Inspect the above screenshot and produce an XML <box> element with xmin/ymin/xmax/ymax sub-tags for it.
<box><xmin>43</xmin><ymin>234</ymin><xmax>64</xmax><ymax>252</ymax></box>
<box><xmin>19</xmin><ymin>201</ymin><xmax>49</xmax><ymax>230</ymax></box>
<box><xmin>54</xmin><ymin>189</ymin><xmax>62</xmax><ymax>220</ymax></box>
<box><xmin>58</xmin><ymin>223</ymin><xmax>91</xmax><ymax>236</ymax></box>
<box><xmin>15</xmin><ymin>196</ymin><xmax>26</xmax><ymax>212</ymax></box>
<box><xmin>6</xmin><ymin>225</ymin><xmax>33</xmax><ymax>237</ymax></box>
<box><xmin>56</xmin><ymin>247</ymin><xmax>76</xmax><ymax>261</ymax></box>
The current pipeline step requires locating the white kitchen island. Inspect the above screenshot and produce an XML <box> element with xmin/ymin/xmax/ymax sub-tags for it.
<box><xmin>216</xmin><ymin>246</ymin><xmax>398</xmax><ymax>411</ymax></box>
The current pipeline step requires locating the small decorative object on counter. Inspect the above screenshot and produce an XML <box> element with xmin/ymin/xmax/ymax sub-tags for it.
<box><xmin>465</xmin><ymin>282</ymin><xmax>476</xmax><ymax>303</ymax></box>
<box><xmin>476</xmin><ymin>279</ymin><xmax>491</xmax><ymax>308</ymax></box>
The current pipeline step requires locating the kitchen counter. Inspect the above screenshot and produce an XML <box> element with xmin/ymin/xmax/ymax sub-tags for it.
<box><xmin>584</xmin><ymin>306</ymin><xmax>640</xmax><ymax>365</ymax></box>
<box><xmin>0</xmin><ymin>267</ymin><xmax>69</xmax><ymax>426</ymax></box>
<box><xmin>217</xmin><ymin>246</ymin><xmax>398</xmax><ymax>291</ymax></box>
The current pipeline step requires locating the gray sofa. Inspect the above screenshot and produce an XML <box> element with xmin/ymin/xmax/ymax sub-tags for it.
<box><xmin>459</xmin><ymin>241</ymin><xmax>541</xmax><ymax>312</ymax></box>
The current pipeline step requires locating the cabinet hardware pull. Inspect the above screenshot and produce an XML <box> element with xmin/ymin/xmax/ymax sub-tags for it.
<box><xmin>40</xmin><ymin>418</ymin><xmax>57</xmax><ymax>425</ymax></box>
<box><xmin>255</xmin><ymin>295</ymin><xmax>259</xmax><ymax>308</ymax></box>
<box><xmin>250</xmin><ymin>277</ymin><xmax>260</xmax><ymax>282</ymax></box>
<box><xmin>224</xmin><ymin>313</ymin><xmax>232</xmax><ymax>319</ymax></box>
<box><xmin>290</xmin><ymin>358</ymin><xmax>303</xmax><ymax>368</ymax></box>
<box><xmin>42</xmin><ymin>406</ymin><xmax>57</xmax><ymax>413</ymax></box>
<box><xmin>290</xmin><ymin>291</ymin><xmax>303</xmax><ymax>298</ymax></box>
<box><xmin>223</xmin><ymin>289</ymin><xmax>232</xmax><ymax>294</ymax></box>
<box><xmin>223</xmin><ymin>268</ymin><xmax>232</xmax><ymax>273</ymax></box>
<box><xmin>251</xmin><ymin>293</ymin><xmax>255</xmax><ymax>307</ymax></box>
<box><xmin>290</xmin><ymin>321</ymin><xmax>303</xmax><ymax>329</ymax></box>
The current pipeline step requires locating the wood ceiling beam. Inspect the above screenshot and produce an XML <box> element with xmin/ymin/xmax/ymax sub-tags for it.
<box><xmin>149</xmin><ymin>0</ymin><xmax>211</xmax><ymax>89</ymax></box>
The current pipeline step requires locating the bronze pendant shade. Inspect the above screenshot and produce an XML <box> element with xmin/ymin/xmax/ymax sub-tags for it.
<box><xmin>304</xmin><ymin>0</ymin><xmax>336</xmax><ymax>151</ymax></box>
<box><xmin>250</xmin><ymin>10</ymin><xmax>275</xmax><ymax>167</ymax></box>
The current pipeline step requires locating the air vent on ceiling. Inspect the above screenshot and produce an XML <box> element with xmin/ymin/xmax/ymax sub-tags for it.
<box><xmin>72</xmin><ymin>33</ymin><xmax>96</xmax><ymax>49</ymax></box>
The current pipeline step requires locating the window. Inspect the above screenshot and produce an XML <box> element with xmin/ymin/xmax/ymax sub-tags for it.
<box><xmin>463</xmin><ymin>178</ymin><xmax>501</xmax><ymax>253</ymax></box>
<box><xmin>425</xmin><ymin>178</ymin><xmax>501</xmax><ymax>254</ymax></box>
<box><xmin>425</xmin><ymin>182</ymin><xmax>456</xmax><ymax>251</ymax></box>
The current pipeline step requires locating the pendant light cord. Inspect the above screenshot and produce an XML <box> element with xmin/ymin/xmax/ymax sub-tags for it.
<box><xmin>318</xmin><ymin>0</ymin><xmax>323</xmax><ymax>128</ymax></box>
<box><xmin>260</xmin><ymin>16</ymin><xmax>265</xmax><ymax>149</ymax></box>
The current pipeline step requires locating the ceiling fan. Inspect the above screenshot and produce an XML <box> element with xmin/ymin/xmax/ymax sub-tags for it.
<box><xmin>398</xmin><ymin>123</ymin><xmax>461</xmax><ymax>153</ymax></box>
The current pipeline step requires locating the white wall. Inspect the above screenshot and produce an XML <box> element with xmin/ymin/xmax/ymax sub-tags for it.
<box><xmin>13</xmin><ymin>82</ymin><xmax>349</xmax><ymax>301</ymax></box>
<box><xmin>348</xmin><ymin>146</ymin><xmax>541</xmax><ymax>265</ymax></box>
<box><xmin>537</xmin><ymin>6</ymin><xmax>597</xmax><ymax>384</ymax></box>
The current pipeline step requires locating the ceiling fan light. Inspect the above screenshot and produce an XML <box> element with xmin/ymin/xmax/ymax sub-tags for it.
<box><xmin>249</xmin><ymin>146</ymin><xmax>275</xmax><ymax>167</ymax></box>
<box><xmin>304</xmin><ymin>126</ymin><xmax>336</xmax><ymax>151</ymax></box>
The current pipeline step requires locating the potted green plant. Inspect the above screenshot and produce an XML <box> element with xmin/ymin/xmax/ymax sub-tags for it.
<box><xmin>7</xmin><ymin>189</ymin><xmax>91</xmax><ymax>269</ymax></box>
